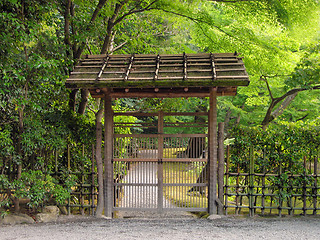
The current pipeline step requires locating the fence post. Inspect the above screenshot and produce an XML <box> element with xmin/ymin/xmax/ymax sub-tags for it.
<box><xmin>217</xmin><ymin>122</ymin><xmax>225</xmax><ymax>215</ymax></box>
<box><xmin>208</xmin><ymin>88</ymin><xmax>218</xmax><ymax>215</ymax></box>
<box><xmin>249</xmin><ymin>146</ymin><xmax>254</xmax><ymax>217</ymax></box>
<box><xmin>225</xmin><ymin>145</ymin><xmax>230</xmax><ymax>215</ymax></box>
<box><xmin>303</xmin><ymin>156</ymin><xmax>307</xmax><ymax>216</ymax></box>
<box><xmin>104</xmin><ymin>95</ymin><xmax>114</xmax><ymax>218</ymax></box>
<box><xmin>67</xmin><ymin>144</ymin><xmax>71</xmax><ymax>215</ymax></box>
<box><xmin>91</xmin><ymin>144</ymin><xmax>95</xmax><ymax>216</ymax></box>
<box><xmin>313</xmin><ymin>156</ymin><xmax>318</xmax><ymax>215</ymax></box>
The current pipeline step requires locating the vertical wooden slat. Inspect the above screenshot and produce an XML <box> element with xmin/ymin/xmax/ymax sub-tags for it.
<box><xmin>208</xmin><ymin>87</ymin><xmax>217</xmax><ymax>215</ymax></box>
<box><xmin>104</xmin><ymin>94</ymin><xmax>113</xmax><ymax>218</ymax></box>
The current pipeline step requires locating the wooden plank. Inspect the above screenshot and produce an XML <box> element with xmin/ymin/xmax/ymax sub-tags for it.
<box><xmin>104</xmin><ymin>95</ymin><xmax>113</xmax><ymax>218</ymax></box>
<box><xmin>217</xmin><ymin>122</ymin><xmax>225</xmax><ymax>215</ymax></box>
<box><xmin>208</xmin><ymin>87</ymin><xmax>218</xmax><ymax>215</ymax></box>
<box><xmin>158</xmin><ymin>111</ymin><xmax>164</xmax><ymax>213</ymax></box>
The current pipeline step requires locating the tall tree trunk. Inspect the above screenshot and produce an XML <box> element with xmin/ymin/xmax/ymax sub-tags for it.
<box><xmin>69</xmin><ymin>89</ymin><xmax>78</xmax><ymax>112</ymax></box>
<box><xmin>77</xmin><ymin>89</ymin><xmax>90</xmax><ymax>115</ymax></box>
<box><xmin>95</xmin><ymin>100</ymin><xmax>104</xmax><ymax>217</ymax></box>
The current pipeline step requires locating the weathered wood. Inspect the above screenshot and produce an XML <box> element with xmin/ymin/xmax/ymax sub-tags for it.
<box><xmin>157</xmin><ymin>111</ymin><xmax>164</xmax><ymax>213</ymax></box>
<box><xmin>208</xmin><ymin>87</ymin><xmax>217</xmax><ymax>215</ymax></box>
<box><xmin>217</xmin><ymin>122</ymin><xmax>224</xmax><ymax>215</ymax></box>
<box><xmin>225</xmin><ymin>145</ymin><xmax>230</xmax><ymax>215</ymax></box>
<box><xmin>104</xmin><ymin>94</ymin><xmax>113</xmax><ymax>218</ymax></box>
<box><xmin>249</xmin><ymin>146</ymin><xmax>254</xmax><ymax>217</ymax></box>
<box><xmin>66</xmin><ymin>52</ymin><xmax>250</xmax><ymax>98</ymax></box>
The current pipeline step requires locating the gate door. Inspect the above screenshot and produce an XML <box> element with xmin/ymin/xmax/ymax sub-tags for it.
<box><xmin>113</xmin><ymin>112</ymin><xmax>208</xmax><ymax>212</ymax></box>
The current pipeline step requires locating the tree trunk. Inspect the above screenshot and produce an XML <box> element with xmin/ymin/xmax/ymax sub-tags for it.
<box><xmin>77</xmin><ymin>89</ymin><xmax>90</xmax><ymax>115</ymax></box>
<box><xmin>68</xmin><ymin>89</ymin><xmax>78</xmax><ymax>112</ymax></box>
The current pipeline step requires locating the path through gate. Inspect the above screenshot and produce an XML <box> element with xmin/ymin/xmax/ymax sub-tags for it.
<box><xmin>113</xmin><ymin>111</ymin><xmax>208</xmax><ymax>212</ymax></box>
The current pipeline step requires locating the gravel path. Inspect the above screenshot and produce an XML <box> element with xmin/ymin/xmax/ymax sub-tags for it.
<box><xmin>1</xmin><ymin>215</ymin><xmax>320</xmax><ymax>240</ymax></box>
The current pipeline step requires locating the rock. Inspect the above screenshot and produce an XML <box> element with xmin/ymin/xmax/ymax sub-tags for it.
<box><xmin>207</xmin><ymin>214</ymin><xmax>223</xmax><ymax>220</ymax></box>
<box><xmin>36</xmin><ymin>213</ymin><xmax>58</xmax><ymax>223</ymax></box>
<box><xmin>43</xmin><ymin>206</ymin><xmax>60</xmax><ymax>215</ymax></box>
<box><xmin>58</xmin><ymin>206</ymin><xmax>68</xmax><ymax>215</ymax></box>
<box><xmin>35</xmin><ymin>206</ymin><xmax>60</xmax><ymax>223</ymax></box>
<box><xmin>1</xmin><ymin>213</ymin><xmax>35</xmax><ymax>225</ymax></box>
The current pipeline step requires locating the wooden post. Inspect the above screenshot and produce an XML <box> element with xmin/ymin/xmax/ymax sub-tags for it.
<box><xmin>67</xmin><ymin>144</ymin><xmax>71</xmax><ymax>215</ymax></box>
<box><xmin>303</xmin><ymin>156</ymin><xmax>307</xmax><ymax>216</ymax></box>
<box><xmin>208</xmin><ymin>88</ymin><xmax>217</xmax><ymax>215</ymax></box>
<box><xmin>91</xmin><ymin>144</ymin><xmax>95</xmax><ymax>216</ymax></box>
<box><xmin>80</xmin><ymin>144</ymin><xmax>85</xmax><ymax>215</ymax></box>
<box><xmin>225</xmin><ymin>145</ymin><xmax>230</xmax><ymax>215</ymax></box>
<box><xmin>217</xmin><ymin>122</ymin><xmax>224</xmax><ymax>215</ymax></box>
<box><xmin>104</xmin><ymin>94</ymin><xmax>113</xmax><ymax>218</ymax></box>
<box><xmin>313</xmin><ymin>156</ymin><xmax>318</xmax><ymax>215</ymax></box>
<box><xmin>157</xmin><ymin>111</ymin><xmax>164</xmax><ymax>213</ymax></box>
<box><xmin>249</xmin><ymin>146</ymin><xmax>254</xmax><ymax>217</ymax></box>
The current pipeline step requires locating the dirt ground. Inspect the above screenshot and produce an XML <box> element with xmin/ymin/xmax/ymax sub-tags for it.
<box><xmin>1</xmin><ymin>214</ymin><xmax>320</xmax><ymax>240</ymax></box>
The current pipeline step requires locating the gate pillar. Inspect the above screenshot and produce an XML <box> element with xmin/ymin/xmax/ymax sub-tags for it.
<box><xmin>208</xmin><ymin>88</ymin><xmax>218</xmax><ymax>215</ymax></box>
<box><xmin>104</xmin><ymin>94</ymin><xmax>113</xmax><ymax>218</ymax></box>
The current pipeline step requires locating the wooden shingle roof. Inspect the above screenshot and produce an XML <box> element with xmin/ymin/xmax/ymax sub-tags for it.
<box><xmin>66</xmin><ymin>52</ymin><xmax>249</xmax><ymax>98</ymax></box>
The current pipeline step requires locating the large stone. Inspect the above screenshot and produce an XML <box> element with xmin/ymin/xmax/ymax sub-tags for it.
<box><xmin>207</xmin><ymin>214</ymin><xmax>223</xmax><ymax>220</ymax></box>
<box><xmin>43</xmin><ymin>206</ymin><xmax>60</xmax><ymax>215</ymax></box>
<box><xmin>35</xmin><ymin>206</ymin><xmax>60</xmax><ymax>223</ymax></box>
<box><xmin>58</xmin><ymin>205</ymin><xmax>68</xmax><ymax>215</ymax></box>
<box><xmin>1</xmin><ymin>213</ymin><xmax>35</xmax><ymax>225</ymax></box>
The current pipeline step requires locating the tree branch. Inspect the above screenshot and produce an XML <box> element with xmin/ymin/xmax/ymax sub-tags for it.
<box><xmin>261</xmin><ymin>84</ymin><xmax>320</xmax><ymax>129</ymax></box>
<box><xmin>261</xmin><ymin>75</ymin><xmax>274</xmax><ymax>100</ymax></box>
<box><xmin>113</xmin><ymin>0</ymin><xmax>159</xmax><ymax>26</ymax></box>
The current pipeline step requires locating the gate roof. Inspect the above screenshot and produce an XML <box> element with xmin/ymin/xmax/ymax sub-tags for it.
<box><xmin>66</xmin><ymin>52</ymin><xmax>249</xmax><ymax>98</ymax></box>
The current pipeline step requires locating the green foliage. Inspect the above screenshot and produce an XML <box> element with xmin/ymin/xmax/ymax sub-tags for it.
<box><xmin>0</xmin><ymin>170</ymin><xmax>76</xmax><ymax>210</ymax></box>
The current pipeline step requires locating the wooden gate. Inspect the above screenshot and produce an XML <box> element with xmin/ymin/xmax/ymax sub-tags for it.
<box><xmin>112</xmin><ymin>112</ymin><xmax>208</xmax><ymax>212</ymax></box>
